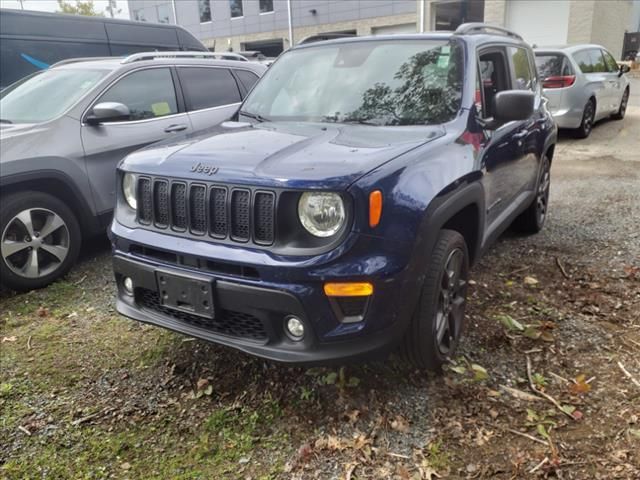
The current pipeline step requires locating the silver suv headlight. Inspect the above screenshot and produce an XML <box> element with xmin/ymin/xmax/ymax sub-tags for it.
<box><xmin>122</xmin><ymin>173</ymin><xmax>137</xmax><ymax>210</ymax></box>
<box><xmin>298</xmin><ymin>192</ymin><xmax>345</xmax><ymax>237</ymax></box>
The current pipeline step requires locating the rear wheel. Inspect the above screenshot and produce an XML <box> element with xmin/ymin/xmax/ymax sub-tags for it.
<box><xmin>0</xmin><ymin>191</ymin><xmax>81</xmax><ymax>291</ymax></box>
<box><xmin>512</xmin><ymin>155</ymin><xmax>551</xmax><ymax>234</ymax></box>
<box><xmin>574</xmin><ymin>99</ymin><xmax>595</xmax><ymax>138</ymax></box>
<box><xmin>612</xmin><ymin>88</ymin><xmax>629</xmax><ymax>120</ymax></box>
<box><xmin>401</xmin><ymin>230</ymin><xmax>469</xmax><ymax>372</ymax></box>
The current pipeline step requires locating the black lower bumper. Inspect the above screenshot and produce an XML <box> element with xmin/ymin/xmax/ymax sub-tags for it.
<box><xmin>113</xmin><ymin>254</ymin><xmax>402</xmax><ymax>364</ymax></box>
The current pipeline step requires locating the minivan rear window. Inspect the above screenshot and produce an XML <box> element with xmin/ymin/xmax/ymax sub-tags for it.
<box><xmin>534</xmin><ymin>53</ymin><xmax>573</xmax><ymax>78</ymax></box>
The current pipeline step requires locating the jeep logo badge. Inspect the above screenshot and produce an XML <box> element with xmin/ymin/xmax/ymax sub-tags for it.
<box><xmin>190</xmin><ymin>163</ymin><xmax>219</xmax><ymax>176</ymax></box>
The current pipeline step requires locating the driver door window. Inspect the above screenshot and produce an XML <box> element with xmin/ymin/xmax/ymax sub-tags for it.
<box><xmin>478</xmin><ymin>50</ymin><xmax>510</xmax><ymax>118</ymax></box>
<box><xmin>82</xmin><ymin>67</ymin><xmax>192</xmax><ymax>214</ymax></box>
<box><xmin>98</xmin><ymin>68</ymin><xmax>178</xmax><ymax>121</ymax></box>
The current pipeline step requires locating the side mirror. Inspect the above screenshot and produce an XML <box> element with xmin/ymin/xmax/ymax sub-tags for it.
<box><xmin>490</xmin><ymin>90</ymin><xmax>535</xmax><ymax>127</ymax></box>
<box><xmin>618</xmin><ymin>64</ymin><xmax>631</xmax><ymax>76</ymax></box>
<box><xmin>86</xmin><ymin>102</ymin><xmax>130</xmax><ymax>125</ymax></box>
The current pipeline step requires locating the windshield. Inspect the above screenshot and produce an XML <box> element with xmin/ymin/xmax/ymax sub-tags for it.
<box><xmin>0</xmin><ymin>68</ymin><xmax>108</xmax><ymax>124</ymax></box>
<box><xmin>242</xmin><ymin>39</ymin><xmax>464</xmax><ymax>126</ymax></box>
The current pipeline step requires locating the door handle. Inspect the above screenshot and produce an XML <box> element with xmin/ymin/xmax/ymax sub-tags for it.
<box><xmin>164</xmin><ymin>124</ymin><xmax>187</xmax><ymax>133</ymax></box>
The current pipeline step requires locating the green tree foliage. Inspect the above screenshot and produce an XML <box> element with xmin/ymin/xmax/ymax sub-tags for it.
<box><xmin>57</xmin><ymin>0</ymin><xmax>103</xmax><ymax>17</ymax></box>
<box><xmin>345</xmin><ymin>46</ymin><xmax>463</xmax><ymax>125</ymax></box>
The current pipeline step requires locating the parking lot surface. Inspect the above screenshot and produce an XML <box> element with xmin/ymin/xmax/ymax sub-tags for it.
<box><xmin>1</xmin><ymin>79</ymin><xmax>639</xmax><ymax>479</ymax></box>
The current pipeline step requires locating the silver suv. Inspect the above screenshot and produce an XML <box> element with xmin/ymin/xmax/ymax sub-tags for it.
<box><xmin>0</xmin><ymin>52</ymin><xmax>266</xmax><ymax>291</ymax></box>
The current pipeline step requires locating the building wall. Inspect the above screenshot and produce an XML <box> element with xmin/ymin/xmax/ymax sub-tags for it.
<box><xmin>589</xmin><ymin>0</ymin><xmax>634</xmax><ymax>57</ymax></box>
<box><xmin>129</xmin><ymin>0</ymin><xmax>416</xmax><ymax>50</ymax></box>
<box><xmin>505</xmin><ymin>0</ymin><xmax>570</xmax><ymax>46</ymax></box>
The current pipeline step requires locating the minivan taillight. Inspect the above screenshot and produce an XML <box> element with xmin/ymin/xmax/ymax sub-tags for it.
<box><xmin>542</xmin><ymin>75</ymin><xmax>576</xmax><ymax>89</ymax></box>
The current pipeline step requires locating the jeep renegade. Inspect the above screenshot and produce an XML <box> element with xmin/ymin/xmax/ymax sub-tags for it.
<box><xmin>111</xmin><ymin>24</ymin><xmax>557</xmax><ymax>370</ymax></box>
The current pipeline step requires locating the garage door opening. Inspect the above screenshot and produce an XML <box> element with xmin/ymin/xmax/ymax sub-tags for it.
<box><xmin>433</xmin><ymin>0</ymin><xmax>484</xmax><ymax>31</ymax></box>
<box><xmin>241</xmin><ymin>39</ymin><xmax>284</xmax><ymax>57</ymax></box>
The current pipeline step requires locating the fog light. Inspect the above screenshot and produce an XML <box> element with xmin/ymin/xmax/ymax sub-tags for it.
<box><xmin>285</xmin><ymin>316</ymin><xmax>305</xmax><ymax>340</ymax></box>
<box><xmin>123</xmin><ymin>276</ymin><xmax>134</xmax><ymax>296</ymax></box>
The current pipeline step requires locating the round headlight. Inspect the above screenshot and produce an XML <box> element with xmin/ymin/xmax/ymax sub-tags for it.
<box><xmin>122</xmin><ymin>173</ymin><xmax>137</xmax><ymax>210</ymax></box>
<box><xmin>298</xmin><ymin>192</ymin><xmax>345</xmax><ymax>237</ymax></box>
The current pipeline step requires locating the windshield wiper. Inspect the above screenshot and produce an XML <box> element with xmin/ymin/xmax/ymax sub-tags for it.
<box><xmin>0</xmin><ymin>119</ymin><xmax>13</xmax><ymax>124</ymax></box>
<box><xmin>239</xmin><ymin>110</ymin><xmax>270</xmax><ymax>123</ymax></box>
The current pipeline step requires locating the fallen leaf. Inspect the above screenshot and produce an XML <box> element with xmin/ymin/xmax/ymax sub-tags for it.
<box><xmin>196</xmin><ymin>378</ymin><xmax>208</xmax><ymax>390</ymax></box>
<box><xmin>572</xmin><ymin>410</ymin><xmax>584</xmax><ymax>421</ymax></box>
<box><xmin>524</xmin><ymin>276</ymin><xmax>539</xmax><ymax>286</ymax></box>
<box><xmin>449</xmin><ymin>365</ymin><xmax>466</xmax><ymax>375</ymax></box>
<box><xmin>536</xmin><ymin>423</ymin><xmax>550</xmax><ymax>441</ymax></box>
<box><xmin>569</xmin><ymin>375</ymin><xmax>591</xmax><ymax>395</ymax></box>
<box><xmin>121</xmin><ymin>462</ymin><xmax>131</xmax><ymax>470</ymax></box>
<box><xmin>471</xmin><ymin>364</ymin><xmax>489</xmax><ymax>381</ymax></box>
<box><xmin>2</xmin><ymin>336</ymin><xmax>17</xmax><ymax>343</ymax></box>
<box><xmin>496</xmin><ymin>314</ymin><xmax>524</xmax><ymax>332</ymax></box>
<box><xmin>391</xmin><ymin>416</ymin><xmax>410</xmax><ymax>433</ymax></box>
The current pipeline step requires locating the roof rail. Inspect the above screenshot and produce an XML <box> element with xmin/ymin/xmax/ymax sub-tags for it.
<box><xmin>454</xmin><ymin>23</ymin><xmax>523</xmax><ymax>41</ymax></box>
<box><xmin>50</xmin><ymin>57</ymin><xmax>116</xmax><ymax>68</ymax></box>
<box><xmin>121</xmin><ymin>51</ymin><xmax>248</xmax><ymax>64</ymax></box>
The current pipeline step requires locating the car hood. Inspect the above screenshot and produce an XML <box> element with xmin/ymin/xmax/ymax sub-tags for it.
<box><xmin>0</xmin><ymin>122</ymin><xmax>41</xmax><ymax>138</ymax></box>
<box><xmin>122</xmin><ymin>121</ymin><xmax>445</xmax><ymax>190</ymax></box>
<box><xmin>0</xmin><ymin>122</ymin><xmax>57</xmax><ymax>162</ymax></box>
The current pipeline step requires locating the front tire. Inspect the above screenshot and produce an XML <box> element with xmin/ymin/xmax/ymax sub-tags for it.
<box><xmin>612</xmin><ymin>88</ymin><xmax>629</xmax><ymax>120</ymax></box>
<box><xmin>0</xmin><ymin>191</ymin><xmax>81</xmax><ymax>291</ymax></box>
<box><xmin>401</xmin><ymin>229</ymin><xmax>469</xmax><ymax>372</ymax></box>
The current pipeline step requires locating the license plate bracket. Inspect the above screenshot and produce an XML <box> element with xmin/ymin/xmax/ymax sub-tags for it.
<box><xmin>155</xmin><ymin>269</ymin><xmax>215</xmax><ymax>319</ymax></box>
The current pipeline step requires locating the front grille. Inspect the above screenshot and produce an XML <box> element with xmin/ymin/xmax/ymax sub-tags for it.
<box><xmin>136</xmin><ymin>177</ymin><xmax>276</xmax><ymax>245</ymax></box>
<box><xmin>136</xmin><ymin>288</ymin><xmax>267</xmax><ymax>341</ymax></box>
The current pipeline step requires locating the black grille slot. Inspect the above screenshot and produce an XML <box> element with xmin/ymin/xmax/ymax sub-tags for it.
<box><xmin>189</xmin><ymin>185</ymin><xmax>207</xmax><ymax>234</ymax></box>
<box><xmin>254</xmin><ymin>192</ymin><xmax>275</xmax><ymax>244</ymax></box>
<box><xmin>171</xmin><ymin>183</ymin><xmax>187</xmax><ymax>230</ymax></box>
<box><xmin>136</xmin><ymin>288</ymin><xmax>267</xmax><ymax>341</ymax></box>
<box><xmin>153</xmin><ymin>180</ymin><xmax>169</xmax><ymax>227</ymax></box>
<box><xmin>210</xmin><ymin>187</ymin><xmax>228</xmax><ymax>238</ymax></box>
<box><xmin>231</xmin><ymin>190</ymin><xmax>250</xmax><ymax>241</ymax></box>
<box><xmin>138</xmin><ymin>178</ymin><xmax>153</xmax><ymax>224</ymax></box>
<box><xmin>135</xmin><ymin>177</ymin><xmax>276</xmax><ymax>247</ymax></box>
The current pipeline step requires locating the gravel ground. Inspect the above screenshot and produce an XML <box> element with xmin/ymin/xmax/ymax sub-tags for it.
<box><xmin>1</xmin><ymin>81</ymin><xmax>639</xmax><ymax>479</ymax></box>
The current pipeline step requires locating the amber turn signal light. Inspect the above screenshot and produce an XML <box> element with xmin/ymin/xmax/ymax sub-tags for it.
<box><xmin>324</xmin><ymin>282</ymin><xmax>374</xmax><ymax>297</ymax></box>
<box><xmin>369</xmin><ymin>190</ymin><xmax>382</xmax><ymax>228</ymax></box>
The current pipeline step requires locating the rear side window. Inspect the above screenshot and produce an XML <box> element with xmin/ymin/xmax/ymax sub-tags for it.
<box><xmin>535</xmin><ymin>53</ymin><xmax>573</xmax><ymax>78</ymax></box>
<box><xmin>602</xmin><ymin>50</ymin><xmax>619</xmax><ymax>73</ymax></box>
<box><xmin>234</xmin><ymin>69</ymin><xmax>260</xmax><ymax>92</ymax></box>
<box><xmin>509</xmin><ymin>47</ymin><xmax>534</xmax><ymax>90</ymax></box>
<box><xmin>573</xmin><ymin>49</ymin><xmax>606</xmax><ymax>73</ymax></box>
<box><xmin>98</xmin><ymin>68</ymin><xmax>178</xmax><ymax>121</ymax></box>
<box><xmin>177</xmin><ymin>67</ymin><xmax>241</xmax><ymax>111</ymax></box>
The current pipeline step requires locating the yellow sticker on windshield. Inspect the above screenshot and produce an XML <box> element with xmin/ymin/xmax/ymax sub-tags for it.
<box><xmin>151</xmin><ymin>102</ymin><xmax>171</xmax><ymax>116</ymax></box>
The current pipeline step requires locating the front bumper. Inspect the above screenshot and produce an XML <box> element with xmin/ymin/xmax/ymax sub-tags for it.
<box><xmin>111</xmin><ymin>225</ymin><xmax>418</xmax><ymax>364</ymax></box>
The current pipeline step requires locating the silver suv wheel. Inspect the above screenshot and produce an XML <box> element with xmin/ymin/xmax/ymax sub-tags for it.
<box><xmin>1</xmin><ymin>208</ymin><xmax>70</xmax><ymax>279</ymax></box>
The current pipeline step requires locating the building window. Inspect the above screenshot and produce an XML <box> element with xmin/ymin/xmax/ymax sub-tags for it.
<box><xmin>199</xmin><ymin>0</ymin><xmax>212</xmax><ymax>23</ymax></box>
<box><xmin>229</xmin><ymin>0</ymin><xmax>243</xmax><ymax>18</ymax></box>
<box><xmin>133</xmin><ymin>8</ymin><xmax>146</xmax><ymax>22</ymax></box>
<box><xmin>259</xmin><ymin>0</ymin><xmax>273</xmax><ymax>14</ymax></box>
<box><xmin>156</xmin><ymin>4</ymin><xmax>170</xmax><ymax>24</ymax></box>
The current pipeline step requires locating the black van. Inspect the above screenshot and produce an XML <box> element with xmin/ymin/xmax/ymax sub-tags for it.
<box><xmin>0</xmin><ymin>8</ymin><xmax>206</xmax><ymax>88</ymax></box>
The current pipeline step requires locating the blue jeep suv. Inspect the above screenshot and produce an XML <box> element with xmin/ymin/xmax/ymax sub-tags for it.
<box><xmin>111</xmin><ymin>24</ymin><xmax>557</xmax><ymax>370</ymax></box>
